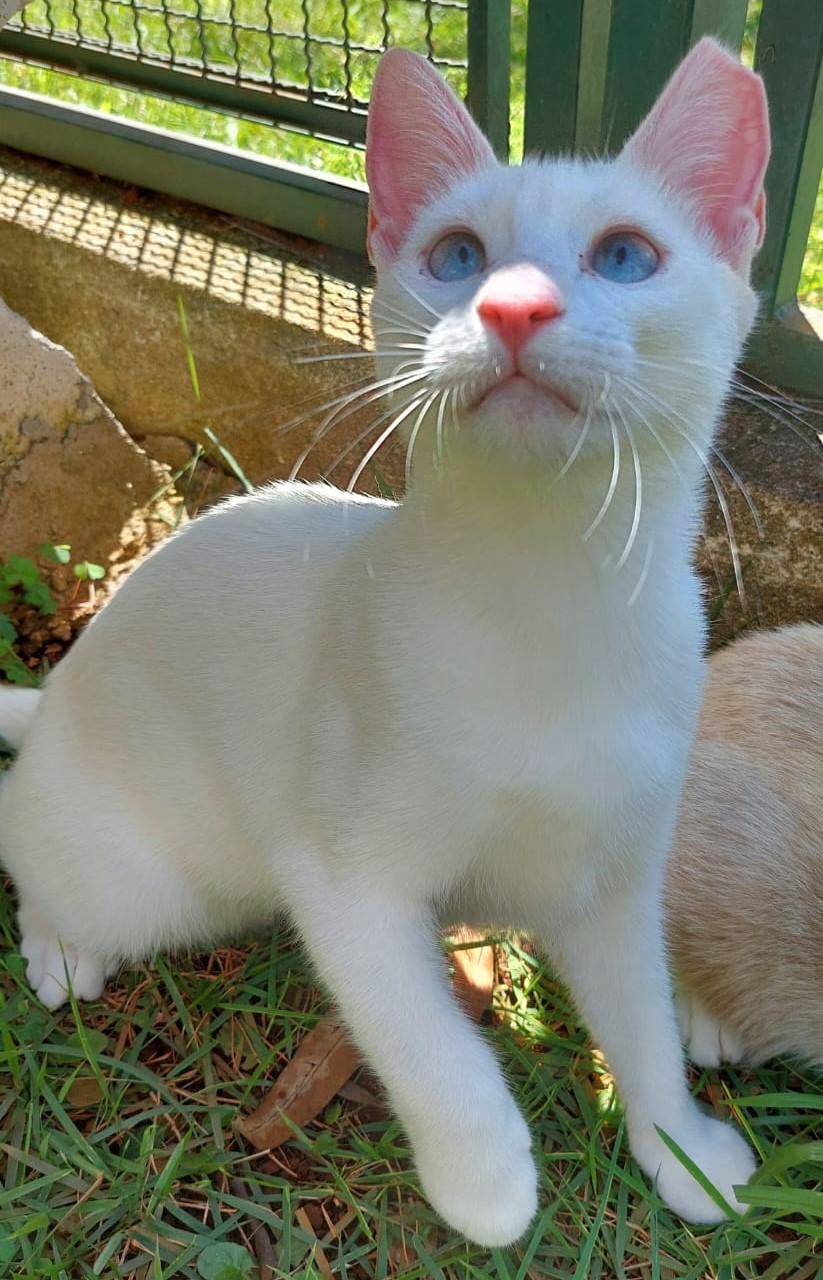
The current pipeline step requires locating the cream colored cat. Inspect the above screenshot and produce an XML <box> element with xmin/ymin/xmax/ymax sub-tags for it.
<box><xmin>0</xmin><ymin>40</ymin><xmax>769</xmax><ymax>1244</ymax></box>
<box><xmin>669</xmin><ymin>623</ymin><xmax>823</xmax><ymax>1069</ymax></box>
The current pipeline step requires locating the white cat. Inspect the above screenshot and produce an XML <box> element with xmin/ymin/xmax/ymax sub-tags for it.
<box><xmin>0</xmin><ymin>39</ymin><xmax>769</xmax><ymax>1245</ymax></box>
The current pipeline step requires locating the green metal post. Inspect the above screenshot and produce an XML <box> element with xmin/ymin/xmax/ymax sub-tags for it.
<box><xmin>752</xmin><ymin>0</ymin><xmax>823</xmax><ymax>314</ymax></box>
<box><xmin>523</xmin><ymin>0</ymin><xmax>584</xmax><ymax>157</ymax></box>
<box><xmin>689</xmin><ymin>0</ymin><xmax>749</xmax><ymax>50</ymax></box>
<box><xmin>466</xmin><ymin>0</ymin><xmax>511</xmax><ymax>159</ymax></box>
<box><xmin>598</xmin><ymin>0</ymin><xmax>752</xmax><ymax>153</ymax></box>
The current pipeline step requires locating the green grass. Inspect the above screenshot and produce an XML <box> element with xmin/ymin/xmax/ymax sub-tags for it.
<box><xmin>2</xmin><ymin>896</ymin><xmax>823</xmax><ymax>1279</ymax></box>
<box><xmin>1</xmin><ymin>4</ymin><xmax>822</xmax><ymax>1276</ymax></box>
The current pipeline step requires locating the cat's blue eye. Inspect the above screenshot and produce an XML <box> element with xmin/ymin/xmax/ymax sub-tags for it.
<box><xmin>591</xmin><ymin>231</ymin><xmax>660</xmax><ymax>283</ymax></box>
<box><xmin>427</xmin><ymin>232</ymin><xmax>486</xmax><ymax>282</ymax></box>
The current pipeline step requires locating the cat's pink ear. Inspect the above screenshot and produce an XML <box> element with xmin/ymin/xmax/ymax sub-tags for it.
<box><xmin>366</xmin><ymin>49</ymin><xmax>495</xmax><ymax>267</ymax></box>
<box><xmin>621</xmin><ymin>38</ymin><xmax>770</xmax><ymax>274</ymax></box>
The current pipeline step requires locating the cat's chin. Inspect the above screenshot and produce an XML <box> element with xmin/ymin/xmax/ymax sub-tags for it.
<box><xmin>475</xmin><ymin>374</ymin><xmax>578</xmax><ymax>420</ymax></box>
<box><xmin>463</xmin><ymin>374</ymin><xmax>590</xmax><ymax>462</ymax></box>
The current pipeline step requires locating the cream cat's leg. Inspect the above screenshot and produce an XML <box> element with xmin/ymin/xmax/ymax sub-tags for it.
<box><xmin>674</xmin><ymin>988</ymin><xmax>746</xmax><ymax>1068</ymax></box>
<box><xmin>284</xmin><ymin>864</ymin><xmax>537</xmax><ymax>1247</ymax></box>
<box><xmin>547</xmin><ymin>873</ymin><xmax>755</xmax><ymax>1221</ymax></box>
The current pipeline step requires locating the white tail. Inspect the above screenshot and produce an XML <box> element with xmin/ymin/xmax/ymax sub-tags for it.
<box><xmin>0</xmin><ymin>687</ymin><xmax>42</xmax><ymax>751</ymax></box>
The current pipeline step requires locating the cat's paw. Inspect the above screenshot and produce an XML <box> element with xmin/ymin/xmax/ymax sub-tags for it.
<box><xmin>675</xmin><ymin>990</ymin><xmax>745</xmax><ymax>1067</ymax></box>
<box><xmin>631</xmin><ymin>1112</ymin><xmax>756</xmax><ymax>1222</ymax></box>
<box><xmin>413</xmin><ymin>1104</ymin><xmax>537</xmax><ymax>1245</ymax></box>
<box><xmin>20</xmin><ymin>923</ymin><xmax>108</xmax><ymax>1009</ymax></box>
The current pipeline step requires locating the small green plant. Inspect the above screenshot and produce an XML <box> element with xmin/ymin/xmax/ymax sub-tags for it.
<box><xmin>196</xmin><ymin>1243</ymin><xmax>255</xmax><ymax>1280</ymax></box>
<box><xmin>0</xmin><ymin>543</ymin><xmax>106</xmax><ymax>685</ymax></box>
<box><xmin>0</xmin><ymin>547</ymin><xmax>58</xmax><ymax>685</ymax></box>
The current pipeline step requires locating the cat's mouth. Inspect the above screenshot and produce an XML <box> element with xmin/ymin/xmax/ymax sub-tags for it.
<box><xmin>472</xmin><ymin>373</ymin><xmax>579</xmax><ymax>417</ymax></box>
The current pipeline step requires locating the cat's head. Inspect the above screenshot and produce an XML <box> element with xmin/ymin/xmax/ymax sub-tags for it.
<box><xmin>365</xmin><ymin>39</ymin><xmax>770</xmax><ymax>477</ymax></box>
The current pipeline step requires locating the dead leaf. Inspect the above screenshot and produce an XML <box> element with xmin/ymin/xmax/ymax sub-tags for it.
<box><xmin>236</xmin><ymin>1019</ymin><xmax>360</xmax><ymax>1150</ymax></box>
<box><xmin>66</xmin><ymin>1076</ymin><xmax>105</xmax><ymax>1108</ymax></box>
<box><xmin>295</xmin><ymin>1206</ymin><xmax>335</xmax><ymax>1280</ymax></box>
<box><xmin>449</xmin><ymin>926</ymin><xmax>496</xmax><ymax>1021</ymax></box>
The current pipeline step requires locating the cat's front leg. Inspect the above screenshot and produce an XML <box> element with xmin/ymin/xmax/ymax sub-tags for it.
<box><xmin>283</xmin><ymin>860</ymin><xmax>537</xmax><ymax>1246</ymax></box>
<box><xmin>546</xmin><ymin>865</ymin><xmax>756</xmax><ymax>1221</ymax></box>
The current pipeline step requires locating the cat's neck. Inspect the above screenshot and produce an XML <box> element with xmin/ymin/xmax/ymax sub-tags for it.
<box><xmin>401</xmin><ymin>424</ymin><xmax>704</xmax><ymax>561</ymax></box>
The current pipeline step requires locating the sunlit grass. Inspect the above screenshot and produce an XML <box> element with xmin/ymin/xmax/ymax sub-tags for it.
<box><xmin>2</xmin><ymin>899</ymin><xmax>822</xmax><ymax>1278</ymax></box>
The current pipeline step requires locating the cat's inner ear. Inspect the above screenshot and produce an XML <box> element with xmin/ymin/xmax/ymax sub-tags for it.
<box><xmin>366</xmin><ymin>49</ymin><xmax>495</xmax><ymax>268</ymax></box>
<box><xmin>621</xmin><ymin>37</ymin><xmax>770</xmax><ymax>275</ymax></box>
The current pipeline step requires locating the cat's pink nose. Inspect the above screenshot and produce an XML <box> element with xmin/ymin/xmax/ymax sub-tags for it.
<box><xmin>476</xmin><ymin>266</ymin><xmax>564</xmax><ymax>353</ymax></box>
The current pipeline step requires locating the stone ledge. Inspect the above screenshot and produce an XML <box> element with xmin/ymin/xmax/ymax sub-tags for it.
<box><xmin>0</xmin><ymin>146</ymin><xmax>407</xmax><ymax>493</ymax></box>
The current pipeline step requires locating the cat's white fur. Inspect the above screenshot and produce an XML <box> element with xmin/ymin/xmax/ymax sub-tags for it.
<box><xmin>0</xmin><ymin>41</ymin><xmax>767</xmax><ymax>1244</ymax></box>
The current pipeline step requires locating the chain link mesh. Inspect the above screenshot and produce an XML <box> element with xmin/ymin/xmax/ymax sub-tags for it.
<box><xmin>10</xmin><ymin>0</ymin><xmax>468</xmax><ymax>109</ymax></box>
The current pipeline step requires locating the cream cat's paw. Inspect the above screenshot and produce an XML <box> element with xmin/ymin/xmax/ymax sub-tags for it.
<box><xmin>413</xmin><ymin>1106</ymin><xmax>537</xmax><ymax>1246</ymax></box>
<box><xmin>675</xmin><ymin>990</ymin><xmax>745</xmax><ymax>1067</ymax></box>
<box><xmin>20</xmin><ymin>918</ymin><xmax>108</xmax><ymax>1009</ymax></box>
<box><xmin>632</xmin><ymin>1113</ymin><xmax>755</xmax><ymax>1222</ymax></box>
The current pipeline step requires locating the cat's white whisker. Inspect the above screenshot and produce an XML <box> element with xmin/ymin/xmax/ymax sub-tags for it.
<box><xmin>711</xmin><ymin>445</ymin><xmax>763</xmax><ymax>536</ymax></box>
<box><xmin>610</xmin><ymin>377</ymin><xmax>692</xmax><ymax>504</ymax></box>
<box><xmin>405</xmin><ymin>391</ymin><xmax>439</xmax><ymax>489</ymax></box>
<box><xmin>557</xmin><ymin>392</ymin><xmax>594</xmax><ymax>480</ymax></box>
<box><xmin>297</xmin><ymin>345</ymin><xmax>424</xmax><ymax>365</ymax></box>
<box><xmin>625</xmin><ymin>377</ymin><xmax>761</xmax><ymax>534</ymax></box>
<box><xmin>372</xmin><ymin>299</ymin><xmax>434</xmax><ymax>337</ymax></box>
<box><xmin>583</xmin><ymin>402</ymin><xmax>621</xmax><ymax>542</ymax></box>
<box><xmin>613</xmin><ymin>406</ymin><xmax>643</xmax><ymax>571</ymax></box>
<box><xmin>288</xmin><ymin>368</ymin><xmax>430</xmax><ymax>480</ymax></box>
<box><xmin>627</xmin><ymin>534</ymin><xmax>655</xmax><ymax>608</ymax></box>
<box><xmin>434</xmin><ymin>387</ymin><xmax>452</xmax><ymax>473</ymax></box>
<box><xmin>397</xmin><ymin>279</ymin><xmax>444</xmax><ymax>324</ymax></box>
<box><xmin>347</xmin><ymin>396</ymin><xmax>426</xmax><ymax>495</ymax></box>
<box><xmin>731</xmin><ymin>378</ymin><xmax>822</xmax><ymax>455</ymax></box>
<box><xmin>320</xmin><ymin>395</ymin><xmax>419</xmax><ymax>482</ymax></box>
<box><xmin>625</xmin><ymin>379</ymin><xmax>748</xmax><ymax>607</ymax></box>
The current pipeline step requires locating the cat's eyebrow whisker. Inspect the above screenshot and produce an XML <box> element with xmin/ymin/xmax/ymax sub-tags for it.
<box><xmin>348</xmin><ymin>394</ymin><xmax>430</xmax><ymax>494</ymax></box>
<box><xmin>396</xmin><ymin>280</ymin><xmax>444</xmax><ymax>325</ymax></box>
<box><xmin>583</xmin><ymin>399</ymin><xmax>621</xmax><ymax>542</ymax></box>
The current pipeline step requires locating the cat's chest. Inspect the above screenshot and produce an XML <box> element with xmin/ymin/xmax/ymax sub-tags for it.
<box><xmin>393</xmin><ymin>564</ymin><xmax>700</xmax><ymax>825</ymax></box>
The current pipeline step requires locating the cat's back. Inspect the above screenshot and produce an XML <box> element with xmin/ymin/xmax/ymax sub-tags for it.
<box><xmin>66</xmin><ymin>481</ymin><xmax>393</xmax><ymax>663</ymax></box>
<box><xmin>698</xmin><ymin>623</ymin><xmax>823</xmax><ymax>807</ymax></box>
<box><xmin>11</xmin><ymin>482</ymin><xmax>395</xmax><ymax>793</ymax></box>
<box><xmin>668</xmin><ymin>624</ymin><xmax>823</xmax><ymax>1065</ymax></box>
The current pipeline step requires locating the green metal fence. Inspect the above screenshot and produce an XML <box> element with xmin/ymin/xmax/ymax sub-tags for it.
<box><xmin>0</xmin><ymin>0</ymin><xmax>821</xmax><ymax>394</ymax></box>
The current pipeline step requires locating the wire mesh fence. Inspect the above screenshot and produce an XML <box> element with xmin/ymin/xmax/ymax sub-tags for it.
<box><xmin>8</xmin><ymin>0</ymin><xmax>470</xmax><ymax>119</ymax></box>
<box><xmin>0</xmin><ymin>0</ymin><xmax>821</xmax><ymax>387</ymax></box>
